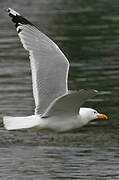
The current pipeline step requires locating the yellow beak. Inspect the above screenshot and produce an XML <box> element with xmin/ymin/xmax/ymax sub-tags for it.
<box><xmin>98</xmin><ymin>114</ymin><xmax>108</xmax><ymax>119</ymax></box>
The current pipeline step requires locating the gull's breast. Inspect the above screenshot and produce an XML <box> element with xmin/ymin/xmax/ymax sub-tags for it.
<box><xmin>38</xmin><ymin>115</ymin><xmax>81</xmax><ymax>132</ymax></box>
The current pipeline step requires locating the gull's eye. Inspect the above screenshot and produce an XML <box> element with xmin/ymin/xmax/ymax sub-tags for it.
<box><xmin>94</xmin><ymin>111</ymin><xmax>97</xmax><ymax>114</ymax></box>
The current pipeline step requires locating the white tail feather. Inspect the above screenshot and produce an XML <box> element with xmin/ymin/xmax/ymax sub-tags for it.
<box><xmin>3</xmin><ymin>115</ymin><xmax>40</xmax><ymax>130</ymax></box>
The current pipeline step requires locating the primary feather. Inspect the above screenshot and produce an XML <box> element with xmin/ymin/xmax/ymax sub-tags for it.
<box><xmin>7</xmin><ymin>8</ymin><xmax>69</xmax><ymax>115</ymax></box>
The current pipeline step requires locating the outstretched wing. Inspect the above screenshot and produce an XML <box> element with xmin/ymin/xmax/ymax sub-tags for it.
<box><xmin>7</xmin><ymin>8</ymin><xmax>69</xmax><ymax>115</ymax></box>
<box><xmin>43</xmin><ymin>89</ymin><xmax>98</xmax><ymax>117</ymax></box>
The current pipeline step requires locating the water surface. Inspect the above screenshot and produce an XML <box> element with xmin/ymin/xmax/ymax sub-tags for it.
<box><xmin>0</xmin><ymin>0</ymin><xmax>119</xmax><ymax>179</ymax></box>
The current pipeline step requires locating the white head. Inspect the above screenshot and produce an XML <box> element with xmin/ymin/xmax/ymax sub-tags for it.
<box><xmin>79</xmin><ymin>108</ymin><xmax>108</xmax><ymax>125</ymax></box>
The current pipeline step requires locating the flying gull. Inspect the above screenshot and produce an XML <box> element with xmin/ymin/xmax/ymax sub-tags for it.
<box><xmin>3</xmin><ymin>8</ymin><xmax>107</xmax><ymax>132</ymax></box>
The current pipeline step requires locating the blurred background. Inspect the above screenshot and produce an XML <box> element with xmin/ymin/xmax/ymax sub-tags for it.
<box><xmin>0</xmin><ymin>0</ymin><xmax>119</xmax><ymax>179</ymax></box>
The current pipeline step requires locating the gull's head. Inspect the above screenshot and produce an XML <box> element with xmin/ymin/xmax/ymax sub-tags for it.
<box><xmin>79</xmin><ymin>108</ymin><xmax>108</xmax><ymax>125</ymax></box>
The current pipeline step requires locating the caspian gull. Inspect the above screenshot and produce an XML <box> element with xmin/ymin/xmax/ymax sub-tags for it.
<box><xmin>3</xmin><ymin>8</ymin><xmax>107</xmax><ymax>132</ymax></box>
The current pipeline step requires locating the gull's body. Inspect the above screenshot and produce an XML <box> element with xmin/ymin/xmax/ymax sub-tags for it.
<box><xmin>4</xmin><ymin>108</ymin><xmax>104</xmax><ymax>132</ymax></box>
<box><xmin>3</xmin><ymin>8</ymin><xmax>107</xmax><ymax>132</ymax></box>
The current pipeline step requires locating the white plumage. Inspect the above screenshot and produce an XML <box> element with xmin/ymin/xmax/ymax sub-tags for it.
<box><xmin>3</xmin><ymin>8</ymin><xmax>107</xmax><ymax>132</ymax></box>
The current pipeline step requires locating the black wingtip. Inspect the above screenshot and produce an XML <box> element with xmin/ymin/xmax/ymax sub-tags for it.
<box><xmin>7</xmin><ymin>8</ymin><xmax>21</xmax><ymax>16</ymax></box>
<box><xmin>7</xmin><ymin>8</ymin><xmax>33</xmax><ymax>30</ymax></box>
<box><xmin>7</xmin><ymin>8</ymin><xmax>10</xmax><ymax>13</ymax></box>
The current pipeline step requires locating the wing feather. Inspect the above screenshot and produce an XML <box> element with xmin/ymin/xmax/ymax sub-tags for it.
<box><xmin>43</xmin><ymin>89</ymin><xmax>98</xmax><ymax>117</ymax></box>
<box><xmin>7</xmin><ymin>8</ymin><xmax>69</xmax><ymax>115</ymax></box>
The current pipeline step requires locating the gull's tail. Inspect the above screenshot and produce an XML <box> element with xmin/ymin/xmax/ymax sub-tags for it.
<box><xmin>3</xmin><ymin>115</ymin><xmax>40</xmax><ymax>130</ymax></box>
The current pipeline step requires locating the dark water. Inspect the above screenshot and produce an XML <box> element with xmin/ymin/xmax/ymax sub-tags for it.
<box><xmin>0</xmin><ymin>0</ymin><xmax>119</xmax><ymax>179</ymax></box>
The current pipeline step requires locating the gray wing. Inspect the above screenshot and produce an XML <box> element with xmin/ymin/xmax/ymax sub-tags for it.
<box><xmin>7</xmin><ymin>8</ymin><xmax>69</xmax><ymax>115</ymax></box>
<box><xmin>42</xmin><ymin>89</ymin><xmax>98</xmax><ymax>117</ymax></box>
